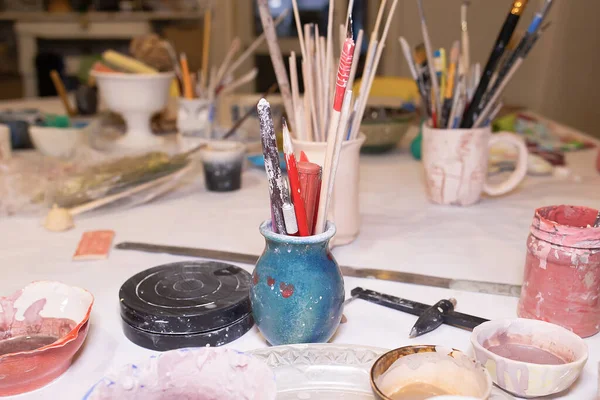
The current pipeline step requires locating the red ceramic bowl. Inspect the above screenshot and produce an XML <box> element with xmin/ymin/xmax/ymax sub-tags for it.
<box><xmin>0</xmin><ymin>281</ymin><xmax>94</xmax><ymax>396</ymax></box>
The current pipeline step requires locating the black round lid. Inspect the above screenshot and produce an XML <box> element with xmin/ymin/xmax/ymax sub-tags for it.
<box><xmin>119</xmin><ymin>261</ymin><xmax>252</xmax><ymax>335</ymax></box>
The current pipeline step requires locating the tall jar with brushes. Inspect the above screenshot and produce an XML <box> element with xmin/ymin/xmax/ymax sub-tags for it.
<box><xmin>250</xmin><ymin>220</ymin><xmax>344</xmax><ymax>345</ymax></box>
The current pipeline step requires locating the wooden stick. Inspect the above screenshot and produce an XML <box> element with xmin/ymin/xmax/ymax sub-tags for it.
<box><xmin>214</xmin><ymin>37</ymin><xmax>241</xmax><ymax>92</ymax></box>
<box><xmin>304</xmin><ymin>24</ymin><xmax>319</xmax><ymax>141</ymax></box>
<box><xmin>351</xmin><ymin>0</ymin><xmax>399</xmax><ymax>140</ymax></box>
<box><xmin>348</xmin><ymin>0</ymin><xmax>387</xmax><ymax>139</ymax></box>
<box><xmin>289</xmin><ymin>52</ymin><xmax>303</xmax><ymax>140</ymax></box>
<box><xmin>218</xmin><ymin>68</ymin><xmax>258</xmax><ymax>96</ymax></box>
<box><xmin>228</xmin><ymin>10</ymin><xmax>289</xmax><ymax>77</ymax></box>
<box><xmin>319</xmin><ymin>35</ymin><xmax>328</xmax><ymax>126</ymax></box>
<box><xmin>324</xmin><ymin>0</ymin><xmax>335</xmax><ymax>121</ymax></box>
<box><xmin>201</xmin><ymin>9</ymin><xmax>212</xmax><ymax>92</ymax></box>
<box><xmin>347</xmin><ymin>29</ymin><xmax>364</xmax><ymax>96</ymax></box>
<box><xmin>257</xmin><ymin>0</ymin><xmax>296</xmax><ymax>131</ymax></box>
<box><xmin>291</xmin><ymin>0</ymin><xmax>307</xmax><ymax>60</ymax></box>
<box><xmin>303</xmin><ymin>59</ymin><xmax>319</xmax><ymax>142</ymax></box>
<box><xmin>50</xmin><ymin>70</ymin><xmax>76</xmax><ymax>116</ymax></box>
<box><xmin>315</xmin><ymin>25</ymin><xmax>325</xmax><ymax>135</ymax></box>
<box><xmin>315</xmin><ymin>89</ymin><xmax>353</xmax><ymax>234</ymax></box>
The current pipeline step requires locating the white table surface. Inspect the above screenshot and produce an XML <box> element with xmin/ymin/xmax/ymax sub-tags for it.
<box><xmin>1</xmin><ymin>99</ymin><xmax>599</xmax><ymax>399</ymax></box>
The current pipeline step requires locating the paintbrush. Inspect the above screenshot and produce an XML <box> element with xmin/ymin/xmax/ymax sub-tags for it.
<box><xmin>228</xmin><ymin>10</ymin><xmax>289</xmax><ymax>77</ymax></box>
<box><xmin>414</xmin><ymin>43</ymin><xmax>434</xmax><ymax>123</ymax></box>
<box><xmin>433</xmin><ymin>48</ymin><xmax>447</xmax><ymax>104</ymax></box>
<box><xmin>473</xmin><ymin>22</ymin><xmax>551</xmax><ymax>128</ymax></box>
<box><xmin>258</xmin><ymin>98</ymin><xmax>287</xmax><ymax>234</ymax></box>
<box><xmin>257</xmin><ymin>0</ymin><xmax>296</xmax><ymax>132</ymax></box>
<box><xmin>50</xmin><ymin>70</ymin><xmax>77</xmax><ymax>117</ymax></box>
<box><xmin>440</xmin><ymin>41</ymin><xmax>460</xmax><ymax>128</ymax></box>
<box><xmin>399</xmin><ymin>37</ymin><xmax>431</xmax><ymax>119</ymax></box>
<box><xmin>476</xmin><ymin>0</ymin><xmax>555</xmax><ymax>121</ymax></box>
<box><xmin>460</xmin><ymin>0</ymin><xmax>471</xmax><ymax>80</ymax></box>
<box><xmin>180</xmin><ymin>53</ymin><xmax>193</xmax><ymax>99</ymax></box>
<box><xmin>200</xmin><ymin>9</ymin><xmax>212</xmax><ymax>92</ymax></box>
<box><xmin>460</xmin><ymin>0</ymin><xmax>529</xmax><ymax>128</ymax></box>
<box><xmin>222</xmin><ymin>83</ymin><xmax>278</xmax><ymax>140</ymax></box>
<box><xmin>416</xmin><ymin>0</ymin><xmax>442</xmax><ymax>126</ymax></box>
<box><xmin>217</xmin><ymin>68</ymin><xmax>258</xmax><ymax>96</ymax></box>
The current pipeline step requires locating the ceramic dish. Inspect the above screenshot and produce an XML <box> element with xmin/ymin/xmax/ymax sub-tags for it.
<box><xmin>360</xmin><ymin>107</ymin><xmax>415</xmax><ymax>154</ymax></box>
<box><xmin>29</xmin><ymin>125</ymin><xmax>84</xmax><ymax>159</ymax></box>
<box><xmin>0</xmin><ymin>281</ymin><xmax>94</xmax><ymax>396</ymax></box>
<box><xmin>471</xmin><ymin>318</ymin><xmax>588</xmax><ymax>398</ymax></box>
<box><xmin>83</xmin><ymin>348</ymin><xmax>276</xmax><ymax>400</ymax></box>
<box><xmin>371</xmin><ymin>345</ymin><xmax>492</xmax><ymax>400</ymax></box>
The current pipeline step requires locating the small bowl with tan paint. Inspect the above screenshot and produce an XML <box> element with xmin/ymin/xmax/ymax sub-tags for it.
<box><xmin>370</xmin><ymin>345</ymin><xmax>492</xmax><ymax>399</ymax></box>
<box><xmin>471</xmin><ymin>318</ymin><xmax>588</xmax><ymax>398</ymax></box>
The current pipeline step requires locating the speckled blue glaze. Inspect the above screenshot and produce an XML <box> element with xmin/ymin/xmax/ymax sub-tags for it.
<box><xmin>250</xmin><ymin>220</ymin><xmax>344</xmax><ymax>345</ymax></box>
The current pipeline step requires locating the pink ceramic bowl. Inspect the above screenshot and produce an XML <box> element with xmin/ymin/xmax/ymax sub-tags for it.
<box><xmin>0</xmin><ymin>281</ymin><xmax>94</xmax><ymax>396</ymax></box>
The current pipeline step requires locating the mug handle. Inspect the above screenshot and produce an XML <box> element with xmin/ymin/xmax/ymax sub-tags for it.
<box><xmin>483</xmin><ymin>132</ymin><xmax>528</xmax><ymax>196</ymax></box>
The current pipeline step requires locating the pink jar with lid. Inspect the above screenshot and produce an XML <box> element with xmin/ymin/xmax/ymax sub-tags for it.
<box><xmin>518</xmin><ymin>205</ymin><xmax>600</xmax><ymax>338</ymax></box>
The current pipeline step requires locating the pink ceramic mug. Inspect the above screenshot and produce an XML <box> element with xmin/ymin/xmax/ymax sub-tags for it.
<box><xmin>422</xmin><ymin>125</ymin><xmax>528</xmax><ymax>206</ymax></box>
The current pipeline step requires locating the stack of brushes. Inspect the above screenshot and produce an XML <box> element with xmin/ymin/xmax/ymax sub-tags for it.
<box><xmin>401</xmin><ymin>0</ymin><xmax>553</xmax><ymax>129</ymax></box>
<box><xmin>255</xmin><ymin>0</ymin><xmax>399</xmax><ymax>237</ymax></box>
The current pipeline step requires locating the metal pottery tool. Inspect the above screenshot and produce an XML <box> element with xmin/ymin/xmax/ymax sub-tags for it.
<box><xmin>349</xmin><ymin>287</ymin><xmax>488</xmax><ymax>336</ymax></box>
<box><xmin>114</xmin><ymin>242</ymin><xmax>521</xmax><ymax>297</ymax></box>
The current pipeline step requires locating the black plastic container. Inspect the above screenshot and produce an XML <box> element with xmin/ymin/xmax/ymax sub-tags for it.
<box><xmin>119</xmin><ymin>261</ymin><xmax>253</xmax><ymax>351</ymax></box>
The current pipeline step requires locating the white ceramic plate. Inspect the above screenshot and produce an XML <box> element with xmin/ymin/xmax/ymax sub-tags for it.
<box><xmin>248</xmin><ymin>344</ymin><xmax>515</xmax><ymax>400</ymax></box>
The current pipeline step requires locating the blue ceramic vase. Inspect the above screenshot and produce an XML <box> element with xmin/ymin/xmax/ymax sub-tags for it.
<box><xmin>250</xmin><ymin>220</ymin><xmax>344</xmax><ymax>345</ymax></box>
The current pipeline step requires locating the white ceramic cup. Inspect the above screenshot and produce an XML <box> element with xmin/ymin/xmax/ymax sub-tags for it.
<box><xmin>293</xmin><ymin>134</ymin><xmax>365</xmax><ymax>247</ymax></box>
<box><xmin>0</xmin><ymin>124</ymin><xmax>11</xmax><ymax>161</ymax></box>
<box><xmin>422</xmin><ymin>125</ymin><xmax>528</xmax><ymax>206</ymax></box>
<box><xmin>177</xmin><ymin>97</ymin><xmax>215</xmax><ymax>138</ymax></box>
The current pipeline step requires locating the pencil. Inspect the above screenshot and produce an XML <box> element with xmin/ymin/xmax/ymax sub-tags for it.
<box><xmin>460</xmin><ymin>0</ymin><xmax>529</xmax><ymax>128</ymax></box>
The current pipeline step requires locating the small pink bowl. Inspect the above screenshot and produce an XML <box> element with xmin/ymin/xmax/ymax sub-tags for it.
<box><xmin>0</xmin><ymin>281</ymin><xmax>94</xmax><ymax>396</ymax></box>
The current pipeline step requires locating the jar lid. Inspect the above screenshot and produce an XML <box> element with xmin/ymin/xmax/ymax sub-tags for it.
<box><xmin>119</xmin><ymin>261</ymin><xmax>253</xmax><ymax>335</ymax></box>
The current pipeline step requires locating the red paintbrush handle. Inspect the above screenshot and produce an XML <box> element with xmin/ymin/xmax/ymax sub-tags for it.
<box><xmin>333</xmin><ymin>38</ymin><xmax>355</xmax><ymax>111</ymax></box>
<box><xmin>285</xmin><ymin>153</ymin><xmax>309</xmax><ymax>236</ymax></box>
<box><xmin>297</xmin><ymin>161</ymin><xmax>321</xmax><ymax>235</ymax></box>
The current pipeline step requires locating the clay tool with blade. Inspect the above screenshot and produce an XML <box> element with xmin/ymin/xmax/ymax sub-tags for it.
<box><xmin>409</xmin><ymin>298</ymin><xmax>456</xmax><ymax>338</ymax></box>
<box><xmin>114</xmin><ymin>243</ymin><xmax>522</xmax><ymax>297</ymax></box>
<box><xmin>350</xmin><ymin>287</ymin><xmax>489</xmax><ymax>335</ymax></box>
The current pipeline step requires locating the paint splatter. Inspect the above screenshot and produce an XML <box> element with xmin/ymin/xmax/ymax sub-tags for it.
<box><xmin>327</xmin><ymin>252</ymin><xmax>334</xmax><ymax>261</ymax></box>
<box><xmin>279</xmin><ymin>282</ymin><xmax>295</xmax><ymax>298</ymax></box>
<box><xmin>267</xmin><ymin>277</ymin><xmax>275</xmax><ymax>287</ymax></box>
<box><xmin>253</xmin><ymin>272</ymin><xmax>259</xmax><ymax>285</ymax></box>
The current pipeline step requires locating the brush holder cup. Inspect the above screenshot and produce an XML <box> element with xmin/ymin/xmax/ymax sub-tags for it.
<box><xmin>292</xmin><ymin>134</ymin><xmax>365</xmax><ymax>247</ymax></box>
<box><xmin>422</xmin><ymin>125</ymin><xmax>528</xmax><ymax>206</ymax></box>
<box><xmin>250</xmin><ymin>220</ymin><xmax>344</xmax><ymax>346</ymax></box>
<box><xmin>177</xmin><ymin>97</ymin><xmax>216</xmax><ymax>138</ymax></box>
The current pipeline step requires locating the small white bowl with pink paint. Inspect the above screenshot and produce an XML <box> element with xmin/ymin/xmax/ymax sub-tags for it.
<box><xmin>471</xmin><ymin>318</ymin><xmax>588</xmax><ymax>398</ymax></box>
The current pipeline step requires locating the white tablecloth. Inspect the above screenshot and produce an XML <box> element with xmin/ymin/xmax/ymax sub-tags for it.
<box><xmin>1</xmin><ymin>99</ymin><xmax>599</xmax><ymax>399</ymax></box>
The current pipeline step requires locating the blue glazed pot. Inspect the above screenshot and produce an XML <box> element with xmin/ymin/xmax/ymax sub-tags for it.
<box><xmin>250</xmin><ymin>220</ymin><xmax>344</xmax><ymax>345</ymax></box>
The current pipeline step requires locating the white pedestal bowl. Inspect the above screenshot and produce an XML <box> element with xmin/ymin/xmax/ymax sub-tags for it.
<box><xmin>92</xmin><ymin>71</ymin><xmax>174</xmax><ymax>150</ymax></box>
